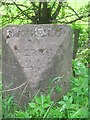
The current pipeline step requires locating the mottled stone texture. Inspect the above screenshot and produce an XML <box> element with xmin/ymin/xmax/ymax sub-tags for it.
<box><xmin>2</xmin><ymin>24</ymin><xmax>72</xmax><ymax>106</ymax></box>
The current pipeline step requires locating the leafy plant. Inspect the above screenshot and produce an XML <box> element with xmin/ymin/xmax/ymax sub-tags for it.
<box><xmin>2</xmin><ymin>60</ymin><xmax>88</xmax><ymax>118</ymax></box>
<box><xmin>2</xmin><ymin>95</ymin><xmax>18</xmax><ymax>118</ymax></box>
<box><xmin>15</xmin><ymin>94</ymin><xmax>54</xmax><ymax>118</ymax></box>
<box><xmin>72</xmin><ymin>59</ymin><xmax>88</xmax><ymax>76</ymax></box>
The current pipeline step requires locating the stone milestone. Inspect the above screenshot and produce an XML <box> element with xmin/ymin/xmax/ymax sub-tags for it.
<box><xmin>2</xmin><ymin>24</ymin><xmax>72</xmax><ymax>106</ymax></box>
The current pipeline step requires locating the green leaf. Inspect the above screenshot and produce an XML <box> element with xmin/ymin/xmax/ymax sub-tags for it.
<box><xmin>43</xmin><ymin>103</ymin><xmax>49</xmax><ymax>108</ymax></box>
<box><xmin>24</xmin><ymin>112</ymin><xmax>30</xmax><ymax>118</ymax></box>
<box><xmin>15</xmin><ymin>111</ymin><xmax>26</xmax><ymax>118</ymax></box>
<box><xmin>70</xmin><ymin>108</ymin><xmax>84</xmax><ymax>118</ymax></box>
<box><xmin>72</xmin><ymin>87</ymin><xmax>80</xmax><ymax>93</ymax></box>
<box><xmin>29</xmin><ymin>102</ymin><xmax>36</xmax><ymax>108</ymax></box>
<box><xmin>69</xmin><ymin>96</ymin><xmax>73</xmax><ymax>103</ymax></box>
<box><xmin>41</xmin><ymin>94</ymin><xmax>45</xmax><ymax>105</ymax></box>
<box><xmin>63</xmin><ymin>96</ymin><xmax>68</xmax><ymax>101</ymax></box>
<box><xmin>58</xmin><ymin>101</ymin><xmax>65</xmax><ymax>105</ymax></box>
<box><xmin>35</xmin><ymin>97</ymin><xmax>41</xmax><ymax>104</ymax></box>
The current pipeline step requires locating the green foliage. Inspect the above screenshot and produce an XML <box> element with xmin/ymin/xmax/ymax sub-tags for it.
<box><xmin>77</xmin><ymin>48</ymin><xmax>89</xmax><ymax>65</ymax></box>
<box><xmin>72</xmin><ymin>23</ymin><xmax>88</xmax><ymax>48</ymax></box>
<box><xmin>48</xmin><ymin>61</ymin><xmax>88</xmax><ymax>118</ymax></box>
<box><xmin>49</xmin><ymin>76</ymin><xmax>63</xmax><ymax>94</ymax></box>
<box><xmin>0</xmin><ymin>0</ymin><xmax>89</xmax><ymax>26</ymax></box>
<box><xmin>71</xmin><ymin>22</ymin><xmax>89</xmax><ymax>65</ymax></box>
<box><xmin>72</xmin><ymin>60</ymin><xmax>88</xmax><ymax>76</ymax></box>
<box><xmin>2</xmin><ymin>95</ymin><xmax>18</xmax><ymax>118</ymax></box>
<box><xmin>2</xmin><ymin>61</ymin><xmax>88</xmax><ymax>118</ymax></box>
<box><xmin>27</xmin><ymin>95</ymin><xmax>53</xmax><ymax>118</ymax></box>
<box><xmin>15</xmin><ymin>94</ymin><xmax>54</xmax><ymax>118</ymax></box>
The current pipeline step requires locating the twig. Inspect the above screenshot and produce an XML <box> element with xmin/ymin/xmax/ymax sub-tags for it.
<box><xmin>1</xmin><ymin>1</ymin><xmax>29</xmax><ymax>8</ymax></box>
<box><xmin>66</xmin><ymin>13</ymin><xmax>90</xmax><ymax>24</ymax></box>
<box><xmin>51</xmin><ymin>2</ymin><xmax>63</xmax><ymax>20</ymax></box>
<box><xmin>18</xmin><ymin>80</ymin><xmax>30</xmax><ymax>105</ymax></box>
<box><xmin>11</xmin><ymin>0</ymin><xmax>32</xmax><ymax>20</ymax></box>
<box><xmin>0</xmin><ymin>80</ymin><xmax>28</xmax><ymax>93</ymax></box>
<box><xmin>51</xmin><ymin>13</ymin><xmax>89</xmax><ymax>24</ymax></box>
<box><xmin>66</xmin><ymin>4</ymin><xmax>80</xmax><ymax>18</ymax></box>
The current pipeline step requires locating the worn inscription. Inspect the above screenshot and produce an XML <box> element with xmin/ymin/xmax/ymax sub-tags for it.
<box><xmin>6</xmin><ymin>26</ymin><xmax>65</xmax><ymax>38</ymax></box>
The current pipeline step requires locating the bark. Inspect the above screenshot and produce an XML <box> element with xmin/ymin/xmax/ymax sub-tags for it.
<box><xmin>73</xmin><ymin>29</ymin><xmax>80</xmax><ymax>59</ymax></box>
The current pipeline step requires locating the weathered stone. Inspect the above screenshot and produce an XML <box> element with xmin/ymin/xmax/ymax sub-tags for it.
<box><xmin>2</xmin><ymin>24</ymin><xmax>72</xmax><ymax>106</ymax></box>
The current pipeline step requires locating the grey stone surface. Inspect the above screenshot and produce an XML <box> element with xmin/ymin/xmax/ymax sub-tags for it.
<box><xmin>2</xmin><ymin>24</ymin><xmax>72</xmax><ymax>106</ymax></box>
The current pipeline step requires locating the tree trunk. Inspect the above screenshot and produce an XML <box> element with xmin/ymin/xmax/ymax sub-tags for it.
<box><xmin>73</xmin><ymin>29</ymin><xmax>80</xmax><ymax>59</ymax></box>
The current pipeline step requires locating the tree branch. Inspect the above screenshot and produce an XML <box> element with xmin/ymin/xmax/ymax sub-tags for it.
<box><xmin>51</xmin><ymin>2</ymin><xmax>56</xmax><ymax>10</ymax></box>
<box><xmin>66</xmin><ymin>13</ymin><xmax>90</xmax><ymax>24</ymax></box>
<box><xmin>10</xmin><ymin>7</ymin><xmax>34</xmax><ymax>23</ymax></box>
<box><xmin>30</xmin><ymin>2</ymin><xmax>38</xmax><ymax>15</ymax></box>
<box><xmin>66</xmin><ymin>4</ymin><xmax>80</xmax><ymax>18</ymax></box>
<box><xmin>51</xmin><ymin>2</ymin><xmax>63</xmax><ymax>20</ymax></box>
<box><xmin>73</xmin><ymin>29</ymin><xmax>80</xmax><ymax>59</ymax></box>
<box><xmin>11</xmin><ymin>0</ymin><xmax>33</xmax><ymax>20</ymax></box>
<box><xmin>1</xmin><ymin>1</ymin><xmax>29</xmax><ymax>8</ymax></box>
<box><xmin>38</xmin><ymin>2</ymin><xmax>42</xmax><ymax>21</ymax></box>
<box><xmin>51</xmin><ymin>13</ymin><xmax>89</xmax><ymax>24</ymax></box>
<box><xmin>30</xmin><ymin>1</ymin><xmax>38</xmax><ymax>8</ymax></box>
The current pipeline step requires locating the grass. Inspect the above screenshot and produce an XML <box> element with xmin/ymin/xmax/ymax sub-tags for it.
<box><xmin>1</xmin><ymin>60</ymin><xmax>88</xmax><ymax>118</ymax></box>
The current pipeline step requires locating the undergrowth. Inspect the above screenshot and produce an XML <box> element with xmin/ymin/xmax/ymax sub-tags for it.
<box><xmin>1</xmin><ymin>60</ymin><xmax>88</xmax><ymax>118</ymax></box>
